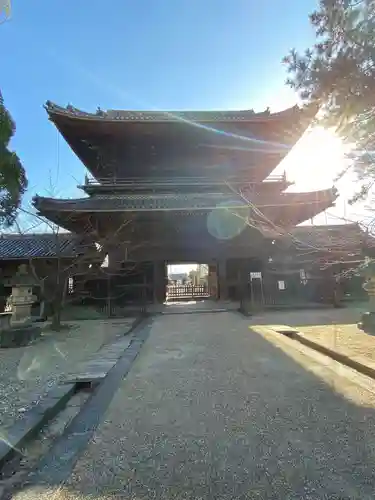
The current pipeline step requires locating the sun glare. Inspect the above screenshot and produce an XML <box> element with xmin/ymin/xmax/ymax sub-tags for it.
<box><xmin>272</xmin><ymin>126</ymin><xmax>367</xmax><ymax>225</ymax></box>
<box><xmin>278</xmin><ymin>127</ymin><xmax>349</xmax><ymax>192</ymax></box>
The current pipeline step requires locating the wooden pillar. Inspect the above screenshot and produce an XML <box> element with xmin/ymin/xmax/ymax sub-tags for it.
<box><xmin>153</xmin><ymin>261</ymin><xmax>159</xmax><ymax>304</ymax></box>
<box><xmin>106</xmin><ymin>274</ymin><xmax>111</xmax><ymax>317</ymax></box>
<box><xmin>218</xmin><ymin>259</ymin><xmax>228</xmax><ymax>301</ymax></box>
<box><xmin>238</xmin><ymin>258</ymin><xmax>252</xmax><ymax>313</ymax></box>
<box><xmin>208</xmin><ymin>264</ymin><xmax>218</xmax><ymax>299</ymax></box>
<box><xmin>153</xmin><ymin>261</ymin><xmax>166</xmax><ymax>304</ymax></box>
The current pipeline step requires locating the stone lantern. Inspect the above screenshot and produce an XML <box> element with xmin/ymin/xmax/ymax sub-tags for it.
<box><xmin>358</xmin><ymin>258</ymin><xmax>375</xmax><ymax>334</ymax></box>
<box><xmin>8</xmin><ymin>264</ymin><xmax>38</xmax><ymax>327</ymax></box>
<box><xmin>0</xmin><ymin>264</ymin><xmax>41</xmax><ymax>347</ymax></box>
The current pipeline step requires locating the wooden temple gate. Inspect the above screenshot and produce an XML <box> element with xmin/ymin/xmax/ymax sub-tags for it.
<box><xmin>27</xmin><ymin>102</ymin><xmax>371</xmax><ymax>318</ymax></box>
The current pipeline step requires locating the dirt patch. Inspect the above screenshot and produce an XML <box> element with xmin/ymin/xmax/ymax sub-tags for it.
<box><xmin>297</xmin><ymin>323</ymin><xmax>375</xmax><ymax>368</ymax></box>
<box><xmin>250</xmin><ymin>306</ymin><xmax>375</xmax><ymax>369</ymax></box>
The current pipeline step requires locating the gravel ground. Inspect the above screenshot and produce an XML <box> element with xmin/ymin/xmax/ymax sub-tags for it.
<box><xmin>0</xmin><ymin>318</ymin><xmax>135</xmax><ymax>430</ymax></box>
<box><xmin>14</xmin><ymin>310</ymin><xmax>375</xmax><ymax>499</ymax></box>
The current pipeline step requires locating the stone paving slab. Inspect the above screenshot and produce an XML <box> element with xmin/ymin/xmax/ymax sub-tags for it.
<box><xmin>148</xmin><ymin>299</ymin><xmax>240</xmax><ymax>315</ymax></box>
<box><xmin>12</xmin><ymin>311</ymin><xmax>375</xmax><ymax>499</ymax></box>
<box><xmin>64</xmin><ymin>336</ymin><xmax>133</xmax><ymax>384</ymax></box>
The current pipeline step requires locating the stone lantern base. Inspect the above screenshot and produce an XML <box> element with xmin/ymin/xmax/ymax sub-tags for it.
<box><xmin>0</xmin><ymin>324</ymin><xmax>41</xmax><ymax>348</ymax></box>
<box><xmin>0</xmin><ymin>264</ymin><xmax>42</xmax><ymax>348</ymax></box>
<box><xmin>358</xmin><ymin>312</ymin><xmax>375</xmax><ymax>335</ymax></box>
<box><xmin>0</xmin><ymin>312</ymin><xmax>41</xmax><ymax>348</ymax></box>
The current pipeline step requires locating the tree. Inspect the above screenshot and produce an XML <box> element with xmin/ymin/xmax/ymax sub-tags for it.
<box><xmin>188</xmin><ymin>269</ymin><xmax>198</xmax><ymax>284</ymax></box>
<box><xmin>13</xmin><ymin>201</ymin><xmax>149</xmax><ymax>330</ymax></box>
<box><xmin>0</xmin><ymin>92</ymin><xmax>27</xmax><ymax>225</ymax></box>
<box><xmin>14</xmin><ymin>209</ymin><xmax>93</xmax><ymax>330</ymax></box>
<box><xmin>283</xmin><ymin>0</ymin><xmax>375</xmax><ymax>202</ymax></box>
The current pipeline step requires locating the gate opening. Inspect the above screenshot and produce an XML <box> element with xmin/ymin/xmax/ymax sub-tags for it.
<box><xmin>166</xmin><ymin>263</ymin><xmax>210</xmax><ymax>302</ymax></box>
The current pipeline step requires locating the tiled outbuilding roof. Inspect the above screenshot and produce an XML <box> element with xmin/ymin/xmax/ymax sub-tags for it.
<box><xmin>0</xmin><ymin>233</ymin><xmax>82</xmax><ymax>259</ymax></box>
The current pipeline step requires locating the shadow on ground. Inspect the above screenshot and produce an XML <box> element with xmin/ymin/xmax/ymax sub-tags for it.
<box><xmin>250</xmin><ymin>303</ymin><xmax>368</xmax><ymax>327</ymax></box>
<box><xmin>8</xmin><ymin>311</ymin><xmax>375</xmax><ymax>499</ymax></box>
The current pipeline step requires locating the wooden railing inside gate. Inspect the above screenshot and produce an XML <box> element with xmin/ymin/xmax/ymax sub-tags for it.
<box><xmin>167</xmin><ymin>284</ymin><xmax>210</xmax><ymax>301</ymax></box>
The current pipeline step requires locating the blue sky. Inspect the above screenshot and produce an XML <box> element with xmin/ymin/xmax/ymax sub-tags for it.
<box><xmin>1</xmin><ymin>0</ymin><xmax>320</xmax><ymax>208</ymax></box>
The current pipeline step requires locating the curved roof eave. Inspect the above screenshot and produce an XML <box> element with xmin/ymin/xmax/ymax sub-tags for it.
<box><xmin>44</xmin><ymin>100</ymin><xmax>318</xmax><ymax>125</ymax></box>
<box><xmin>44</xmin><ymin>101</ymin><xmax>318</xmax><ymax>181</ymax></box>
<box><xmin>32</xmin><ymin>187</ymin><xmax>337</xmax><ymax>214</ymax></box>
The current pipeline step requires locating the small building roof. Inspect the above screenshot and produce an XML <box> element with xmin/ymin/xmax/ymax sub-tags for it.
<box><xmin>0</xmin><ymin>233</ymin><xmax>82</xmax><ymax>260</ymax></box>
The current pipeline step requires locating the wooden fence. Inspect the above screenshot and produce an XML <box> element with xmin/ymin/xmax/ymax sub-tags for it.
<box><xmin>167</xmin><ymin>284</ymin><xmax>210</xmax><ymax>301</ymax></box>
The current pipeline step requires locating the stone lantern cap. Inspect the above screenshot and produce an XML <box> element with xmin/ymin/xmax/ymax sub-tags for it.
<box><xmin>9</xmin><ymin>264</ymin><xmax>38</xmax><ymax>287</ymax></box>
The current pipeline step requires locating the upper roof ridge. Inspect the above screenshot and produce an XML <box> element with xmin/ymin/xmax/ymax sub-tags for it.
<box><xmin>44</xmin><ymin>101</ymin><xmax>305</xmax><ymax>123</ymax></box>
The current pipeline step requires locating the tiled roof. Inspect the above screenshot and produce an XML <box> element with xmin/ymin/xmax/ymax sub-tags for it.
<box><xmin>0</xmin><ymin>233</ymin><xmax>82</xmax><ymax>259</ymax></box>
<box><xmin>44</xmin><ymin>101</ymin><xmax>311</xmax><ymax>123</ymax></box>
<box><xmin>290</xmin><ymin>224</ymin><xmax>366</xmax><ymax>248</ymax></box>
<box><xmin>33</xmin><ymin>189</ymin><xmax>337</xmax><ymax>213</ymax></box>
<box><xmin>34</xmin><ymin>193</ymin><xmax>250</xmax><ymax>212</ymax></box>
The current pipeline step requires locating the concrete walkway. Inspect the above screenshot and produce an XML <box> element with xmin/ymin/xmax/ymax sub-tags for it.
<box><xmin>13</xmin><ymin>312</ymin><xmax>375</xmax><ymax>499</ymax></box>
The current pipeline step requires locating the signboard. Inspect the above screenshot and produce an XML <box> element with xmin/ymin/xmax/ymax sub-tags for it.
<box><xmin>278</xmin><ymin>280</ymin><xmax>286</xmax><ymax>290</ymax></box>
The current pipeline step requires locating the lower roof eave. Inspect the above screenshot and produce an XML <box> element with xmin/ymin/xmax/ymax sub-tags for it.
<box><xmin>32</xmin><ymin>187</ymin><xmax>337</xmax><ymax>214</ymax></box>
<box><xmin>33</xmin><ymin>202</ymin><xmax>337</xmax><ymax>216</ymax></box>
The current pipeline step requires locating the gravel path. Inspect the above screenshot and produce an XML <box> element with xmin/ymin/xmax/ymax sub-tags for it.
<box><xmin>0</xmin><ymin>318</ymin><xmax>135</xmax><ymax>430</ymax></box>
<box><xmin>13</xmin><ymin>311</ymin><xmax>375</xmax><ymax>499</ymax></box>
